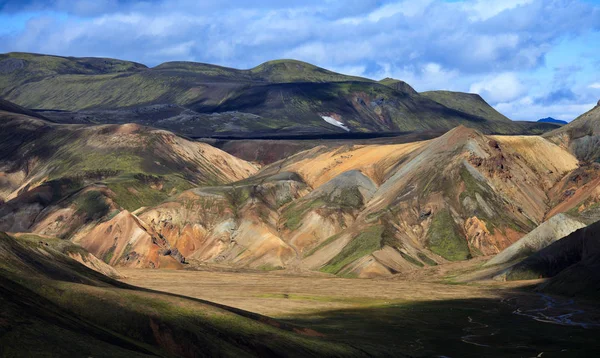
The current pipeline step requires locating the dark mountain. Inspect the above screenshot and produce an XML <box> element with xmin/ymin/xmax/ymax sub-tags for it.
<box><xmin>538</xmin><ymin>117</ymin><xmax>567</xmax><ymax>125</ymax></box>
<box><xmin>505</xmin><ymin>220</ymin><xmax>600</xmax><ymax>299</ymax></box>
<box><xmin>0</xmin><ymin>52</ymin><xmax>554</xmax><ymax>138</ymax></box>
<box><xmin>0</xmin><ymin>97</ymin><xmax>49</xmax><ymax>120</ymax></box>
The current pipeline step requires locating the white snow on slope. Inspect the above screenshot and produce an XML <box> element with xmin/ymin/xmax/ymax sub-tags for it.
<box><xmin>321</xmin><ymin>116</ymin><xmax>350</xmax><ymax>131</ymax></box>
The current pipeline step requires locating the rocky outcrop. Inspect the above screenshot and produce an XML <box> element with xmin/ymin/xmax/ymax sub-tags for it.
<box><xmin>74</xmin><ymin>210</ymin><xmax>184</xmax><ymax>268</ymax></box>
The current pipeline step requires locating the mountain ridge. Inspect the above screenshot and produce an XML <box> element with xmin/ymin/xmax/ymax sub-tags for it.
<box><xmin>538</xmin><ymin>117</ymin><xmax>567</xmax><ymax>125</ymax></box>
<box><xmin>0</xmin><ymin>52</ymin><xmax>560</xmax><ymax>138</ymax></box>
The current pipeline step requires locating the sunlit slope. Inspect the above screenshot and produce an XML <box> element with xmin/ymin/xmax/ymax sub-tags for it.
<box><xmin>118</xmin><ymin>127</ymin><xmax>592</xmax><ymax>277</ymax></box>
<box><xmin>1</xmin><ymin>98</ymin><xmax>596</xmax><ymax>277</ymax></box>
<box><xmin>0</xmin><ymin>107</ymin><xmax>258</xmax><ymax>268</ymax></box>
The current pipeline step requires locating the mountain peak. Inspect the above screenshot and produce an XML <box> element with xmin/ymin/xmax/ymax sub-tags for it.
<box><xmin>378</xmin><ymin>78</ymin><xmax>418</xmax><ymax>95</ymax></box>
<box><xmin>252</xmin><ymin>59</ymin><xmax>317</xmax><ymax>69</ymax></box>
<box><xmin>250</xmin><ymin>59</ymin><xmax>370</xmax><ymax>83</ymax></box>
<box><xmin>538</xmin><ymin>117</ymin><xmax>567</xmax><ymax>125</ymax></box>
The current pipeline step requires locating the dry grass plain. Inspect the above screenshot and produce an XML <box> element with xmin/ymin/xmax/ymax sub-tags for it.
<box><xmin>121</xmin><ymin>260</ymin><xmax>600</xmax><ymax>357</ymax></box>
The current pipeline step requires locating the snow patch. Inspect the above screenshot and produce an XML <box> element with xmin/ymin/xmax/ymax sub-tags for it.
<box><xmin>321</xmin><ymin>116</ymin><xmax>350</xmax><ymax>132</ymax></box>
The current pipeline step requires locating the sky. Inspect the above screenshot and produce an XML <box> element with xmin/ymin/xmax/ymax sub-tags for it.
<box><xmin>1</xmin><ymin>0</ymin><xmax>599</xmax><ymax>121</ymax></box>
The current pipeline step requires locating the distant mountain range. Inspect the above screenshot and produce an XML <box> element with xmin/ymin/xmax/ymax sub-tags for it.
<box><xmin>0</xmin><ymin>52</ymin><xmax>559</xmax><ymax>137</ymax></box>
<box><xmin>538</xmin><ymin>117</ymin><xmax>568</xmax><ymax>125</ymax></box>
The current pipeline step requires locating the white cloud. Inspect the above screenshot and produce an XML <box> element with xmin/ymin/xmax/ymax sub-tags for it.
<box><xmin>463</xmin><ymin>0</ymin><xmax>535</xmax><ymax>21</ymax></box>
<box><xmin>369</xmin><ymin>62</ymin><xmax>461</xmax><ymax>92</ymax></box>
<box><xmin>367</xmin><ymin>0</ymin><xmax>433</xmax><ymax>20</ymax></box>
<box><xmin>495</xmin><ymin>99</ymin><xmax>596</xmax><ymax>121</ymax></box>
<box><xmin>157</xmin><ymin>41</ymin><xmax>196</xmax><ymax>57</ymax></box>
<box><xmin>469</xmin><ymin>73</ymin><xmax>525</xmax><ymax>103</ymax></box>
<box><xmin>336</xmin><ymin>0</ymin><xmax>434</xmax><ymax>24</ymax></box>
<box><xmin>328</xmin><ymin>65</ymin><xmax>366</xmax><ymax>77</ymax></box>
<box><xmin>471</xmin><ymin>34</ymin><xmax>519</xmax><ymax>62</ymax></box>
<box><xmin>1</xmin><ymin>0</ymin><xmax>599</xmax><ymax>122</ymax></box>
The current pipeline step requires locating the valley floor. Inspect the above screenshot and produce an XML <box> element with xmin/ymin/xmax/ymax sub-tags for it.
<box><xmin>121</xmin><ymin>264</ymin><xmax>600</xmax><ymax>357</ymax></box>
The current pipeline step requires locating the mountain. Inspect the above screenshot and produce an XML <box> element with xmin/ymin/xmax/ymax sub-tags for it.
<box><xmin>421</xmin><ymin>91</ymin><xmax>510</xmax><ymax>123</ymax></box>
<box><xmin>98</xmin><ymin>126</ymin><xmax>593</xmax><ymax>275</ymax></box>
<box><xmin>3</xmin><ymin>98</ymin><xmax>600</xmax><ymax>277</ymax></box>
<box><xmin>538</xmin><ymin>117</ymin><xmax>567</xmax><ymax>125</ymax></box>
<box><xmin>0</xmin><ymin>97</ymin><xmax>49</xmax><ymax>120</ymax></box>
<box><xmin>484</xmin><ymin>213</ymin><xmax>587</xmax><ymax>267</ymax></box>
<box><xmin>0</xmin><ymin>102</ymin><xmax>259</xmax><ymax>267</ymax></box>
<box><xmin>0</xmin><ymin>52</ymin><xmax>555</xmax><ymax>138</ymax></box>
<box><xmin>545</xmin><ymin>102</ymin><xmax>600</xmax><ymax>163</ymax></box>
<box><xmin>378</xmin><ymin>77</ymin><xmax>418</xmax><ymax>95</ymax></box>
<box><xmin>0</xmin><ymin>231</ymin><xmax>365</xmax><ymax>356</ymax></box>
<box><xmin>503</xmin><ymin>220</ymin><xmax>600</xmax><ymax>298</ymax></box>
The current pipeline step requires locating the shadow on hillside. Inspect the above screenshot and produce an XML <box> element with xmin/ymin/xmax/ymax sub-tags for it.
<box><xmin>278</xmin><ymin>292</ymin><xmax>600</xmax><ymax>358</ymax></box>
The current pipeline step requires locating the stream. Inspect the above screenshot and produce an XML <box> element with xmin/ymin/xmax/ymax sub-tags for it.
<box><xmin>508</xmin><ymin>294</ymin><xmax>600</xmax><ymax>329</ymax></box>
<box><xmin>458</xmin><ymin>293</ymin><xmax>600</xmax><ymax>353</ymax></box>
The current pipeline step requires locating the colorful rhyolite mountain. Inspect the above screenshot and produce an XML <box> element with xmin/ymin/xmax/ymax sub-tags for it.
<box><xmin>2</xmin><ymin>98</ymin><xmax>599</xmax><ymax>277</ymax></box>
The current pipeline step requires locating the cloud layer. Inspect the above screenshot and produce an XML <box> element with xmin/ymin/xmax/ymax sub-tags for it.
<box><xmin>1</xmin><ymin>0</ymin><xmax>600</xmax><ymax>121</ymax></box>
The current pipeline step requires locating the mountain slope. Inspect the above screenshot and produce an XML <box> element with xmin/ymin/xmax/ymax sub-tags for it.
<box><xmin>106</xmin><ymin>126</ymin><xmax>595</xmax><ymax>277</ymax></box>
<box><xmin>0</xmin><ymin>52</ymin><xmax>548</xmax><ymax>137</ymax></box>
<box><xmin>0</xmin><ymin>97</ymin><xmax>49</xmax><ymax>120</ymax></box>
<box><xmin>485</xmin><ymin>213</ymin><xmax>586</xmax><ymax>266</ymax></box>
<box><xmin>503</xmin><ymin>220</ymin><xmax>600</xmax><ymax>298</ymax></box>
<box><xmin>0</xmin><ymin>231</ymin><xmax>366</xmax><ymax>357</ymax></box>
<box><xmin>378</xmin><ymin>77</ymin><xmax>418</xmax><ymax>95</ymax></box>
<box><xmin>2</xmin><ymin>99</ymin><xmax>598</xmax><ymax>277</ymax></box>
<box><xmin>545</xmin><ymin>102</ymin><xmax>600</xmax><ymax>162</ymax></box>
<box><xmin>421</xmin><ymin>91</ymin><xmax>511</xmax><ymax>124</ymax></box>
<box><xmin>0</xmin><ymin>104</ymin><xmax>258</xmax><ymax>266</ymax></box>
<box><xmin>421</xmin><ymin>91</ymin><xmax>560</xmax><ymax>134</ymax></box>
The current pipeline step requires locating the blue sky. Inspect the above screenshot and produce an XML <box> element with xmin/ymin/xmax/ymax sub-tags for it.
<box><xmin>1</xmin><ymin>0</ymin><xmax>599</xmax><ymax>121</ymax></box>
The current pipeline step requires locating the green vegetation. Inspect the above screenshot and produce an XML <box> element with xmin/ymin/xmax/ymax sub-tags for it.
<box><xmin>303</xmin><ymin>233</ymin><xmax>341</xmax><ymax>258</ymax></box>
<box><xmin>105</xmin><ymin>209</ymin><xmax>120</xmax><ymax>220</ymax></box>
<box><xmin>459</xmin><ymin>166</ymin><xmax>532</xmax><ymax>234</ymax></box>
<box><xmin>426</xmin><ymin>209</ymin><xmax>471</xmax><ymax>261</ymax></box>
<box><xmin>378</xmin><ymin>78</ymin><xmax>418</xmax><ymax>95</ymax></box>
<box><xmin>282</xmin><ymin>185</ymin><xmax>366</xmax><ymax>232</ymax></box>
<box><xmin>250</xmin><ymin>59</ymin><xmax>370</xmax><ymax>83</ymax></box>
<box><xmin>58</xmin><ymin>152</ymin><xmax>143</xmax><ymax>177</ymax></box>
<box><xmin>75</xmin><ymin>191</ymin><xmax>110</xmax><ymax>221</ymax></box>
<box><xmin>330</xmin><ymin>187</ymin><xmax>364</xmax><ymax>208</ymax></box>
<box><xmin>224</xmin><ymin>186</ymin><xmax>251</xmax><ymax>219</ymax></box>
<box><xmin>417</xmin><ymin>252</ymin><xmax>438</xmax><ymax>266</ymax></box>
<box><xmin>400</xmin><ymin>252</ymin><xmax>424</xmax><ymax>267</ymax></box>
<box><xmin>257</xmin><ymin>293</ymin><xmax>388</xmax><ymax>305</ymax></box>
<box><xmin>102</xmin><ymin>245</ymin><xmax>116</xmax><ymax>264</ymax></box>
<box><xmin>0</xmin><ymin>231</ymin><xmax>363</xmax><ymax>357</ymax></box>
<box><xmin>10</xmin><ymin>233</ymin><xmax>89</xmax><ymax>257</ymax></box>
<box><xmin>421</xmin><ymin>90</ymin><xmax>511</xmax><ymax>123</ymax></box>
<box><xmin>321</xmin><ymin>225</ymin><xmax>384</xmax><ymax>275</ymax></box>
<box><xmin>106</xmin><ymin>174</ymin><xmax>192</xmax><ymax>211</ymax></box>
<box><xmin>459</xmin><ymin>166</ymin><xmax>489</xmax><ymax>205</ymax></box>
<box><xmin>281</xmin><ymin>198</ymin><xmax>326</xmax><ymax>231</ymax></box>
<box><xmin>506</xmin><ymin>268</ymin><xmax>541</xmax><ymax>281</ymax></box>
<box><xmin>0</xmin><ymin>53</ymin><xmax>551</xmax><ymax>136</ymax></box>
<box><xmin>283</xmin><ymin>295</ymin><xmax>600</xmax><ymax>357</ymax></box>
